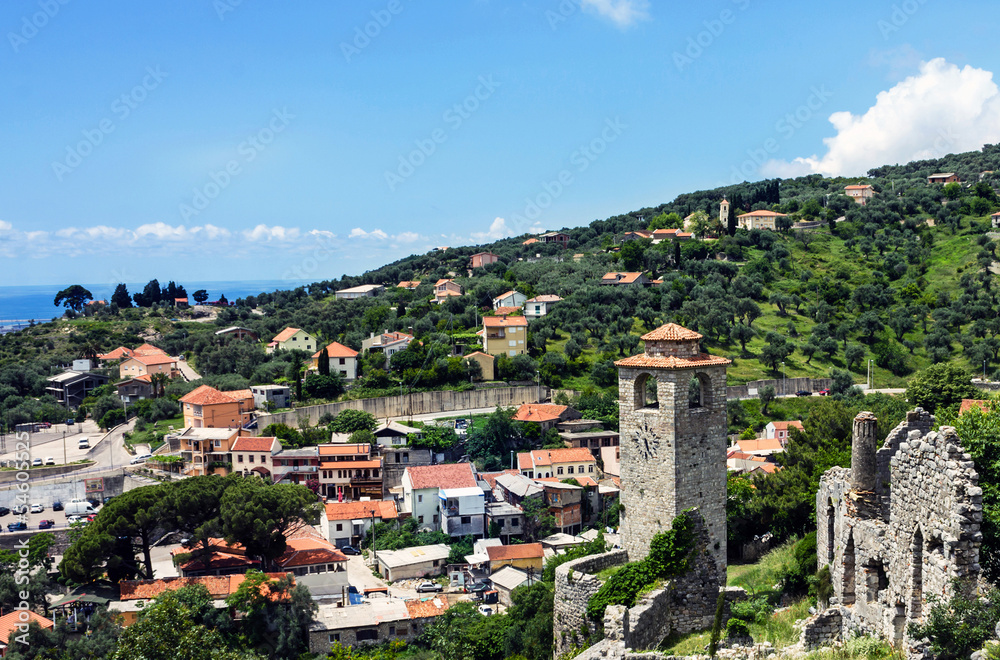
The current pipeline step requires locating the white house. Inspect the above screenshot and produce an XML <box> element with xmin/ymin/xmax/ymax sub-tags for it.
<box><xmin>312</xmin><ymin>342</ymin><xmax>359</xmax><ymax>381</ymax></box>
<box><xmin>401</xmin><ymin>463</ymin><xmax>478</xmax><ymax>532</ymax></box>
<box><xmin>492</xmin><ymin>290</ymin><xmax>527</xmax><ymax>310</ymax></box>
<box><xmin>763</xmin><ymin>420</ymin><xmax>804</xmax><ymax>446</ymax></box>
<box><xmin>335</xmin><ymin>284</ymin><xmax>385</xmax><ymax>300</ymax></box>
<box><xmin>523</xmin><ymin>295</ymin><xmax>562</xmax><ymax>320</ymax></box>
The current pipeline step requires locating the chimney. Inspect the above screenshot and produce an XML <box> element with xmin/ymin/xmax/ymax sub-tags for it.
<box><xmin>850</xmin><ymin>412</ymin><xmax>878</xmax><ymax>493</ymax></box>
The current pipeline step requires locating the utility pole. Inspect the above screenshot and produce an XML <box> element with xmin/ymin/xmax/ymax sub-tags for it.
<box><xmin>62</xmin><ymin>429</ymin><xmax>67</xmax><ymax>465</ymax></box>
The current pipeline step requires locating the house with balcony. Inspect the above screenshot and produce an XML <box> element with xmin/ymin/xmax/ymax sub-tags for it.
<box><xmin>432</xmin><ymin>279</ymin><xmax>463</xmax><ymax>304</ymax></box>
<box><xmin>558</xmin><ymin>419</ymin><xmax>620</xmax><ymax>451</ymax></box>
<box><xmin>118</xmin><ymin>354</ymin><xmax>177</xmax><ymax>380</ymax></box>
<box><xmin>173</xmin><ymin>427</ymin><xmax>241</xmax><ymax>477</ymax></box>
<box><xmin>439</xmin><ymin>486</ymin><xmax>485</xmax><ymax>538</ymax></box>
<box><xmin>179</xmin><ymin>385</ymin><xmax>255</xmax><ymax>429</ymax></box>
<box><xmin>845</xmin><ymin>184</ymin><xmax>875</xmax><ymax>205</ymax></box>
<box><xmin>266</xmin><ymin>327</ymin><xmax>316</xmax><ymax>354</ymax></box>
<box><xmin>539</xmin><ymin>481</ymin><xmax>584</xmax><ymax>535</ymax></box>
<box><xmin>271</xmin><ymin>447</ymin><xmax>320</xmax><ymax>485</ymax></box>
<box><xmin>312</xmin><ymin>342</ymin><xmax>359</xmax><ymax>381</ymax></box>
<box><xmin>401</xmin><ymin>463</ymin><xmax>478</xmax><ymax>533</ymax></box>
<box><xmin>322</xmin><ymin>499</ymin><xmax>398</xmax><ymax>548</ymax></box>
<box><xmin>318</xmin><ymin>443</ymin><xmax>383</xmax><ymax>501</ymax></box>
<box><xmin>481</xmin><ymin>316</ymin><xmax>528</xmax><ymax>357</ymax></box>
<box><xmin>537</xmin><ymin>231</ymin><xmax>570</xmax><ymax>248</ymax></box>
<box><xmin>492</xmin><ymin>290</ymin><xmax>527</xmax><ymax>310</ymax></box>
<box><xmin>362</xmin><ymin>331</ymin><xmax>414</xmax><ymax>368</ymax></box>
<box><xmin>116</xmin><ymin>374</ymin><xmax>155</xmax><ymax>403</ymax></box>
<box><xmin>516</xmin><ymin>447</ymin><xmax>598</xmax><ymax>480</ymax></box>
<box><xmin>251</xmin><ymin>384</ymin><xmax>291</xmax><ymax>411</ymax></box>
<box><xmin>523</xmin><ymin>295</ymin><xmax>562</xmax><ymax>320</ymax></box>
<box><xmin>470</xmin><ymin>252</ymin><xmax>499</xmax><ymax>269</ymax></box>
<box><xmin>46</xmin><ymin>370</ymin><xmax>110</xmax><ymax>409</ymax></box>
<box><xmin>231</xmin><ymin>436</ymin><xmax>281</xmax><ymax>478</ymax></box>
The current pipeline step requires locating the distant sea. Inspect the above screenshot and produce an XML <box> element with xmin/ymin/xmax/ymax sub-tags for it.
<box><xmin>0</xmin><ymin>279</ymin><xmax>300</xmax><ymax>332</ymax></box>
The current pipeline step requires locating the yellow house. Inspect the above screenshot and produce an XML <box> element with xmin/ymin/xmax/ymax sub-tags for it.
<box><xmin>118</xmin><ymin>354</ymin><xmax>176</xmax><ymax>380</ymax></box>
<box><xmin>482</xmin><ymin>316</ymin><xmax>528</xmax><ymax>357</ymax></box>
<box><xmin>179</xmin><ymin>385</ymin><xmax>254</xmax><ymax>429</ymax></box>
<box><xmin>464</xmin><ymin>351</ymin><xmax>495</xmax><ymax>381</ymax></box>
<box><xmin>486</xmin><ymin>543</ymin><xmax>544</xmax><ymax>573</ymax></box>
<box><xmin>736</xmin><ymin>209</ymin><xmax>787</xmax><ymax>230</ymax></box>
<box><xmin>266</xmin><ymin>327</ymin><xmax>316</xmax><ymax>354</ymax></box>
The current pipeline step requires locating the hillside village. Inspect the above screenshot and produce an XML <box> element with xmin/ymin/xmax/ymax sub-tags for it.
<box><xmin>6</xmin><ymin>146</ymin><xmax>1000</xmax><ymax>658</ymax></box>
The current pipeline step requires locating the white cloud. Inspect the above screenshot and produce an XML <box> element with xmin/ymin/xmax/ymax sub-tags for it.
<box><xmin>349</xmin><ymin>227</ymin><xmax>389</xmax><ymax>240</ymax></box>
<box><xmin>471</xmin><ymin>217</ymin><xmax>514</xmax><ymax>243</ymax></box>
<box><xmin>580</xmin><ymin>0</ymin><xmax>650</xmax><ymax>28</ymax></box>
<box><xmin>761</xmin><ymin>58</ymin><xmax>1000</xmax><ymax>178</ymax></box>
<box><xmin>0</xmin><ymin>220</ymin><xmax>12</xmax><ymax>232</ymax></box>
<box><xmin>395</xmin><ymin>231</ymin><xmax>420</xmax><ymax>243</ymax></box>
<box><xmin>243</xmin><ymin>224</ymin><xmax>301</xmax><ymax>242</ymax></box>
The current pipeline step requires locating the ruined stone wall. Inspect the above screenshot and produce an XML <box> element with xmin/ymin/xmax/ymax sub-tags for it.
<box><xmin>552</xmin><ymin>550</ymin><xmax>629</xmax><ymax>657</ymax></box>
<box><xmin>618</xmin><ymin>364</ymin><xmax>728</xmax><ymax>574</ymax></box>
<box><xmin>816</xmin><ymin>410</ymin><xmax>981</xmax><ymax>644</ymax></box>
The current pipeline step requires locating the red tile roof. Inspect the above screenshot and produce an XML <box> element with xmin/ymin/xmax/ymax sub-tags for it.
<box><xmin>405</xmin><ymin>463</ymin><xmax>477</xmax><ymax>490</ymax></box>
<box><xmin>134</xmin><ymin>343</ymin><xmax>169</xmax><ymax>356</ymax></box>
<box><xmin>232</xmin><ymin>436</ymin><xmax>279</xmax><ymax>453</ymax></box>
<box><xmin>179</xmin><ymin>385</ymin><xmax>251</xmax><ymax>406</ymax></box>
<box><xmin>737</xmin><ymin>210</ymin><xmax>787</xmax><ymax>217</ymax></box>
<box><xmin>479</xmin><ymin>469</ymin><xmax>519</xmax><ymax>490</ymax></box>
<box><xmin>125</xmin><ymin>354</ymin><xmax>176</xmax><ymax>366</ymax></box>
<box><xmin>517</xmin><ymin>448</ymin><xmax>596</xmax><ymax>469</ymax></box>
<box><xmin>405</xmin><ymin>597</ymin><xmax>450</xmax><ymax>619</ymax></box>
<box><xmin>486</xmin><ymin>543</ymin><xmax>543</xmax><ymax>562</ymax></box>
<box><xmin>483</xmin><ymin>316</ymin><xmax>528</xmax><ymax>328</ymax></box>
<box><xmin>845</xmin><ymin>184</ymin><xmax>873</xmax><ymax>190</ymax></box>
<box><xmin>960</xmin><ymin>399</ymin><xmax>991</xmax><ymax>415</ymax></box>
<box><xmin>313</xmin><ymin>342</ymin><xmax>358</xmax><ymax>359</ymax></box>
<box><xmin>279</xmin><ymin>537</ymin><xmax>348</xmax><ymax>567</ymax></box>
<box><xmin>120</xmin><ymin>575</ymin><xmax>234</xmax><ymax>600</ymax></box>
<box><xmin>98</xmin><ymin>346</ymin><xmax>134</xmax><ymax>360</ymax></box>
<box><xmin>522</xmin><ymin>238</ymin><xmax>538</xmax><ymax>245</ymax></box>
<box><xmin>397</xmin><ymin>281</ymin><xmax>421</xmax><ymax>289</ymax></box>
<box><xmin>769</xmin><ymin>420</ymin><xmax>804</xmax><ymax>431</ymax></box>
<box><xmin>734</xmin><ymin>438</ymin><xmax>783</xmax><ymax>453</ymax></box>
<box><xmin>272</xmin><ymin>327</ymin><xmax>304</xmax><ymax>343</ymax></box>
<box><xmin>464</xmin><ymin>351</ymin><xmax>495</xmax><ymax>361</ymax></box>
<box><xmin>324</xmin><ymin>499</ymin><xmax>398</xmax><ymax>521</ymax></box>
<box><xmin>319</xmin><ymin>444</ymin><xmax>371</xmax><ymax>456</ymax></box>
<box><xmin>526</xmin><ymin>295</ymin><xmax>562</xmax><ymax>303</ymax></box>
<box><xmin>514</xmin><ymin>404</ymin><xmax>571</xmax><ymax>423</ymax></box>
<box><xmin>614</xmin><ymin>353</ymin><xmax>731</xmax><ymax>369</ymax></box>
<box><xmin>0</xmin><ymin>610</ymin><xmax>53</xmax><ymax>645</ymax></box>
<box><xmin>493</xmin><ymin>306</ymin><xmax>522</xmax><ymax>317</ymax></box>
<box><xmin>641</xmin><ymin>323</ymin><xmax>702</xmax><ymax>341</ymax></box>
<box><xmin>601</xmin><ymin>272</ymin><xmax>646</xmax><ymax>284</ymax></box>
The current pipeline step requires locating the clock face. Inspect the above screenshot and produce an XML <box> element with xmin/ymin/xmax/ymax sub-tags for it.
<box><xmin>631</xmin><ymin>418</ymin><xmax>660</xmax><ymax>460</ymax></box>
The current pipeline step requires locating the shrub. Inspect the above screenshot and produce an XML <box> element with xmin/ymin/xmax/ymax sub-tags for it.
<box><xmin>909</xmin><ymin>584</ymin><xmax>1000</xmax><ymax>660</ymax></box>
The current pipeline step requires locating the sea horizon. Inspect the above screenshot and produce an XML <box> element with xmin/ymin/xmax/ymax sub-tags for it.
<box><xmin>0</xmin><ymin>278</ymin><xmax>308</xmax><ymax>328</ymax></box>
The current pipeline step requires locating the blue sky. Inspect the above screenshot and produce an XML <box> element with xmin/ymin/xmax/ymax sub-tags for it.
<box><xmin>2</xmin><ymin>0</ymin><xmax>999</xmax><ymax>286</ymax></box>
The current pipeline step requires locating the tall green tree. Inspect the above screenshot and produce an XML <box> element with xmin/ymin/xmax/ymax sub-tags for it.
<box><xmin>904</xmin><ymin>363</ymin><xmax>979</xmax><ymax>413</ymax></box>
<box><xmin>53</xmin><ymin>284</ymin><xmax>93</xmax><ymax>312</ymax></box>
<box><xmin>221</xmin><ymin>479</ymin><xmax>322</xmax><ymax>571</ymax></box>
<box><xmin>111</xmin><ymin>283</ymin><xmax>132</xmax><ymax>308</ymax></box>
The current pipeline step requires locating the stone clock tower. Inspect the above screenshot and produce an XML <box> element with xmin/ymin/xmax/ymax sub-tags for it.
<box><xmin>615</xmin><ymin>323</ymin><xmax>730</xmax><ymax>574</ymax></box>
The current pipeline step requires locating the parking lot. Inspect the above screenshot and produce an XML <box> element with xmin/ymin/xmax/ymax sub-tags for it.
<box><xmin>1</xmin><ymin>500</ymin><xmax>105</xmax><ymax>533</ymax></box>
<box><xmin>1</xmin><ymin>420</ymin><xmax>102</xmax><ymax>467</ymax></box>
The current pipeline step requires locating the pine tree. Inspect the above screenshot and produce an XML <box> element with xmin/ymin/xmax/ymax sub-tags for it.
<box><xmin>111</xmin><ymin>283</ymin><xmax>132</xmax><ymax>308</ymax></box>
<box><xmin>317</xmin><ymin>346</ymin><xmax>330</xmax><ymax>376</ymax></box>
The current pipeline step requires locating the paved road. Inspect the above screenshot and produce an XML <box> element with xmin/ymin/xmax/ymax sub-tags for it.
<box><xmin>176</xmin><ymin>359</ymin><xmax>201</xmax><ymax>382</ymax></box>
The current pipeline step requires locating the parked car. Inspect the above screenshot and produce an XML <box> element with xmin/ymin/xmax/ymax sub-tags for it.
<box><xmin>38</xmin><ymin>422</ymin><xmax>52</xmax><ymax>429</ymax></box>
<box><xmin>44</xmin><ymin>457</ymin><xmax>55</xmax><ymax>466</ymax></box>
<box><xmin>795</xmin><ymin>390</ymin><xmax>812</xmax><ymax>397</ymax></box>
<box><xmin>131</xmin><ymin>453</ymin><xmax>152</xmax><ymax>465</ymax></box>
<box><xmin>817</xmin><ymin>388</ymin><xmax>831</xmax><ymax>396</ymax></box>
<box><xmin>102</xmin><ymin>495</ymin><xmax>115</xmax><ymax>504</ymax></box>
<box><xmin>66</xmin><ymin>419</ymin><xmax>75</xmax><ymax>425</ymax></box>
<box><xmin>64</xmin><ymin>499</ymin><xmax>96</xmax><ymax>516</ymax></box>
<box><xmin>416</xmin><ymin>581</ymin><xmax>443</xmax><ymax>593</ymax></box>
<box><xmin>38</xmin><ymin>520</ymin><xmax>55</xmax><ymax>529</ymax></box>
<box><xmin>52</xmin><ymin>501</ymin><xmax>63</xmax><ymax>511</ymax></box>
<box><xmin>31</xmin><ymin>458</ymin><xmax>42</xmax><ymax>467</ymax></box>
<box><xmin>0</xmin><ymin>506</ymin><xmax>9</xmax><ymax>516</ymax></box>
<box><xmin>29</xmin><ymin>503</ymin><xmax>43</xmax><ymax>513</ymax></box>
<box><xmin>86</xmin><ymin>498</ymin><xmax>101</xmax><ymax>509</ymax></box>
<box><xmin>340</xmin><ymin>546</ymin><xmax>361</xmax><ymax>556</ymax></box>
<box><xmin>477</xmin><ymin>605</ymin><xmax>493</xmax><ymax>616</ymax></box>
<box><xmin>78</xmin><ymin>438</ymin><xmax>90</xmax><ymax>450</ymax></box>
<box><xmin>7</xmin><ymin>521</ymin><xmax>27</xmax><ymax>532</ymax></box>
<box><xmin>67</xmin><ymin>515</ymin><xmax>84</xmax><ymax>525</ymax></box>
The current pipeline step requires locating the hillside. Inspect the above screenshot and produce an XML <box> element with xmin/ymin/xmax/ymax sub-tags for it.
<box><xmin>3</xmin><ymin>144</ymin><xmax>1000</xmax><ymax>428</ymax></box>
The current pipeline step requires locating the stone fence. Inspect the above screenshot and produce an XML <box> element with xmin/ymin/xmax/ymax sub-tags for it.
<box><xmin>727</xmin><ymin>377</ymin><xmax>832</xmax><ymax>399</ymax></box>
<box><xmin>553</xmin><ymin>550</ymin><xmax>629</xmax><ymax>658</ymax></box>
<box><xmin>256</xmin><ymin>385</ymin><xmax>547</xmax><ymax>429</ymax></box>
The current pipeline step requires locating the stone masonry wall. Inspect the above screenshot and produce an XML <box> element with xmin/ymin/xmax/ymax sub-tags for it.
<box><xmin>816</xmin><ymin>410</ymin><xmax>981</xmax><ymax>644</ymax></box>
<box><xmin>618</xmin><ymin>364</ymin><xmax>728</xmax><ymax>575</ymax></box>
<box><xmin>553</xmin><ymin>550</ymin><xmax>629</xmax><ymax>658</ymax></box>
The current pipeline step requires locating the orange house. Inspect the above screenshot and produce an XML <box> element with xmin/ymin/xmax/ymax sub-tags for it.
<box><xmin>470</xmin><ymin>252</ymin><xmax>499</xmax><ymax>268</ymax></box>
<box><xmin>179</xmin><ymin>385</ymin><xmax>254</xmax><ymax>429</ymax></box>
<box><xmin>118</xmin><ymin>354</ymin><xmax>177</xmax><ymax>380</ymax></box>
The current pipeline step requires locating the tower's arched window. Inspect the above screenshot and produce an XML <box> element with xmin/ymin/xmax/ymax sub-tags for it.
<box><xmin>689</xmin><ymin>372</ymin><xmax>712</xmax><ymax>409</ymax></box>
<box><xmin>633</xmin><ymin>373</ymin><xmax>658</xmax><ymax>409</ymax></box>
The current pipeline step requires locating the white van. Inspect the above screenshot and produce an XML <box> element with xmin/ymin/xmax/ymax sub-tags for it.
<box><xmin>64</xmin><ymin>499</ymin><xmax>95</xmax><ymax>515</ymax></box>
<box><xmin>78</xmin><ymin>437</ymin><xmax>91</xmax><ymax>450</ymax></box>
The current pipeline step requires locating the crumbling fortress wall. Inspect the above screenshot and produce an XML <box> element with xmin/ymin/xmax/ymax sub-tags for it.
<box><xmin>810</xmin><ymin>408</ymin><xmax>982</xmax><ymax>647</ymax></box>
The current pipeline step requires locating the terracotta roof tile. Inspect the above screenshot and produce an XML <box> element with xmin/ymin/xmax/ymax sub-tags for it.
<box><xmin>98</xmin><ymin>346</ymin><xmax>134</xmax><ymax>360</ymax></box>
<box><xmin>483</xmin><ymin>316</ymin><xmax>528</xmax><ymax>328</ymax></box>
<box><xmin>493</xmin><ymin>306</ymin><xmax>522</xmax><ymax>316</ymax></box>
<box><xmin>614</xmin><ymin>353</ymin><xmax>731</xmax><ymax>369</ymax></box>
<box><xmin>0</xmin><ymin>611</ymin><xmax>53</xmax><ymax>644</ymax></box>
<box><xmin>513</xmin><ymin>404</ymin><xmax>571</xmax><ymax>423</ymax></box>
<box><xmin>313</xmin><ymin>342</ymin><xmax>358</xmax><ymax>359</ymax></box>
<box><xmin>518</xmin><ymin>448</ymin><xmax>596</xmax><ymax>468</ymax></box>
<box><xmin>319</xmin><ymin>444</ymin><xmax>371</xmax><ymax>456</ymax></box>
<box><xmin>324</xmin><ymin>499</ymin><xmax>398</xmax><ymax>521</ymax></box>
<box><xmin>486</xmin><ymin>543</ymin><xmax>543</xmax><ymax>561</ymax></box>
<box><xmin>272</xmin><ymin>327</ymin><xmax>304</xmax><ymax>343</ymax></box>
<box><xmin>232</xmin><ymin>436</ymin><xmax>278</xmax><ymax>453</ymax></box>
<box><xmin>179</xmin><ymin>385</ymin><xmax>253</xmax><ymax>406</ymax></box>
<box><xmin>960</xmin><ymin>399</ymin><xmax>991</xmax><ymax>415</ymax></box>
<box><xmin>405</xmin><ymin>597</ymin><xmax>450</xmax><ymax>619</ymax></box>
<box><xmin>640</xmin><ymin>323</ymin><xmax>702</xmax><ymax>341</ymax></box>
<box><xmin>134</xmin><ymin>343</ymin><xmax>169</xmax><ymax>356</ymax></box>
<box><xmin>405</xmin><ymin>463</ymin><xmax>477</xmax><ymax>490</ymax></box>
<box><xmin>125</xmin><ymin>354</ymin><xmax>176</xmax><ymax>366</ymax></box>
<box><xmin>737</xmin><ymin>210</ymin><xmax>787</xmax><ymax>217</ymax></box>
<box><xmin>769</xmin><ymin>420</ymin><xmax>804</xmax><ymax>431</ymax></box>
